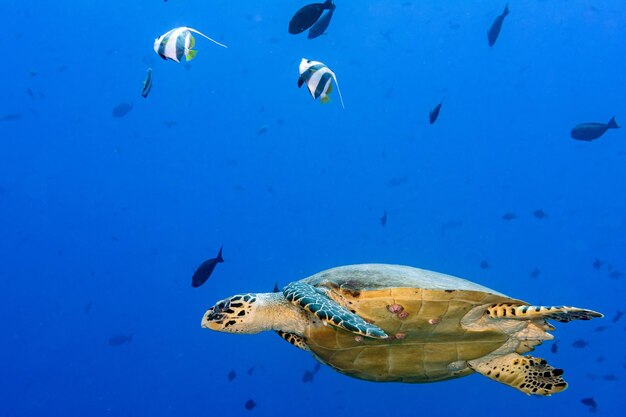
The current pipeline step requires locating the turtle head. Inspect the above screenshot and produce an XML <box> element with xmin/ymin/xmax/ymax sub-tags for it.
<box><xmin>202</xmin><ymin>293</ymin><xmax>264</xmax><ymax>334</ymax></box>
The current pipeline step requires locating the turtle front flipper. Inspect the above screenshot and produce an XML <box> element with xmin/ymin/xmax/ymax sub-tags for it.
<box><xmin>276</xmin><ymin>331</ymin><xmax>310</xmax><ymax>351</ymax></box>
<box><xmin>283</xmin><ymin>281</ymin><xmax>388</xmax><ymax>339</ymax></box>
<box><xmin>486</xmin><ymin>304</ymin><xmax>603</xmax><ymax>322</ymax></box>
<box><xmin>468</xmin><ymin>353</ymin><xmax>567</xmax><ymax>396</ymax></box>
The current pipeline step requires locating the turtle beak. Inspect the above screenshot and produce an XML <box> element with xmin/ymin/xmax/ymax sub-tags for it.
<box><xmin>201</xmin><ymin>299</ymin><xmax>230</xmax><ymax>330</ymax></box>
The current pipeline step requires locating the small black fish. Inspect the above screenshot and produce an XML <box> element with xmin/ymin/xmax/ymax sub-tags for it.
<box><xmin>227</xmin><ymin>370</ymin><xmax>236</xmax><ymax>381</ymax></box>
<box><xmin>302</xmin><ymin>370</ymin><xmax>315</xmax><ymax>383</ymax></box>
<box><xmin>112</xmin><ymin>103</ymin><xmax>133</xmax><ymax>118</ymax></box>
<box><xmin>571</xmin><ymin>117</ymin><xmax>619</xmax><ymax>141</ymax></box>
<box><xmin>480</xmin><ymin>260</ymin><xmax>490</xmax><ymax>269</ymax></box>
<box><xmin>108</xmin><ymin>333</ymin><xmax>133</xmax><ymax>346</ymax></box>
<box><xmin>387</xmin><ymin>176</ymin><xmax>409</xmax><ymax>187</ymax></box>
<box><xmin>501</xmin><ymin>212</ymin><xmax>516</xmax><ymax>221</ymax></box>
<box><xmin>429</xmin><ymin>101</ymin><xmax>443</xmax><ymax>124</ymax></box>
<box><xmin>308</xmin><ymin>1</ymin><xmax>335</xmax><ymax>39</ymax></box>
<box><xmin>289</xmin><ymin>0</ymin><xmax>333</xmax><ymax>34</ymax></box>
<box><xmin>592</xmin><ymin>258</ymin><xmax>602</xmax><ymax>270</ymax></box>
<box><xmin>551</xmin><ymin>341</ymin><xmax>558</xmax><ymax>354</ymax></box>
<box><xmin>244</xmin><ymin>399</ymin><xmax>256</xmax><ymax>410</ymax></box>
<box><xmin>594</xmin><ymin>326</ymin><xmax>607</xmax><ymax>332</ymax></box>
<box><xmin>603</xmin><ymin>373</ymin><xmax>618</xmax><ymax>381</ymax></box>
<box><xmin>487</xmin><ymin>4</ymin><xmax>509</xmax><ymax>47</ymax></box>
<box><xmin>533</xmin><ymin>209</ymin><xmax>548</xmax><ymax>219</ymax></box>
<box><xmin>273</xmin><ymin>282</ymin><xmax>280</xmax><ymax>293</ymax></box>
<box><xmin>191</xmin><ymin>246</ymin><xmax>224</xmax><ymax>288</ymax></box>
<box><xmin>247</xmin><ymin>365</ymin><xmax>255</xmax><ymax>375</ymax></box>
<box><xmin>312</xmin><ymin>363</ymin><xmax>321</xmax><ymax>373</ymax></box>
<box><xmin>609</xmin><ymin>270</ymin><xmax>622</xmax><ymax>279</ymax></box>
<box><xmin>581</xmin><ymin>397</ymin><xmax>597</xmax><ymax>409</ymax></box>
<box><xmin>1</xmin><ymin>113</ymin><xmax>23</xmax><ymax>121</ymax></box>
<box><xmin>612</xmin><ymin>310</ymin><xmax>624</xmax><ymax>323</ymax></box>
<box><xmin>141</xmin><ymin>68</ymin><xmax>153</xmax><ymax>98</ymax></box>
<box><xmin>529</xmin><ymin>267</ymin><xmax>540</xmax><ymax>278</ymax></box>
<box><xmin>380</xmin><ymin>210</ymin><xmax>388</xmax><ymax>227</ymax></box>
<box><xmin>256</xmin><ymin>126</ymin><xmax>268</xmax><ymax>135</ymax></box>
<box><xmin>572</xmin><ymin>339</ymin><xmax>588</xmax><ymax>348</ymax></box>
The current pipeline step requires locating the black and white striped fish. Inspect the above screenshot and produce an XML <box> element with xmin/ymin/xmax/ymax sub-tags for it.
<box><xmin>298</xmin><ymin>58</ymin><xmax>344</xmax><ymax>108</ymax></box>
<box><xmin>153</xmin><ymin>27</ymin><xmax>227</xmax><ymax>63</ymax></box>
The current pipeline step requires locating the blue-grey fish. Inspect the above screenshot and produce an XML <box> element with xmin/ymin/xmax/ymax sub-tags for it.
<box><xmin>571</xmin><ymin>117</ymin><xmax>619</xmax><ymax>141</ymax></box>
<box><xmin>154</xmin><ymin>27</ymin><xmax>227</xmax><ymax>63</ymax></box>
<box><xmin>308</xmin><ymin>1</ymin><xmax>336</xmax><ymax>39</ymax></box>
<box><xmin>289</xmin><ymin>0</ymin><xmax>333</xmax><ymax>34</ymax></box>
<box><xmin>298</xmin><ymin>58</ymin><xmax>344</xmax><ymax>108</ymax></box>
<box><xmin>192</xmin><ymin>246</ymin><xmax>224</xmax><ymax>288</ymax></box>
<box><xmin>429</xmin><ymin>100</ymin><xmax>443</xmax><ymax>124</ymax></box>
<box><xmin>141</xmin><ymin>68</ymin><xmax>153</xmax><ymax>98</ymax></box>
<box><xmin>108</xmin><ymin>333</ymin><xmax>133</xmax><ymax>346</ymax></box>
<box><xmin>488</xmin><ymin>4</ymin><xmax>509</xmax><ymax>47</ymax></box>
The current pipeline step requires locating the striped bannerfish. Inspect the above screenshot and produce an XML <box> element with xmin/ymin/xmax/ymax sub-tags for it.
<box><xmin>153</xmin><ymin>27</ymin><xmax>227</xmax><ymax>63</ymax></box>
<box><xmin>298</xmin><ymin>58</ymin><xmax>344</xmax><ymax>108</ymax></box>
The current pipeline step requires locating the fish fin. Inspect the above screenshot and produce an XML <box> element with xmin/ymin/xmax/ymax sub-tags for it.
<box><xmin>189</xmin><ymin>34</ymin><xmax>195</xmax><ymax>49</ymax></box>
<box><xmin>326</xmin><ymin>82</ymin><xmax>333</xmax><ymax>94</ymax></box>
<box><xmin>186</xmin><ymin>27</ymin><xmax>228</xmax><ymax>48</ymax></box>
<box><xmin>503</xmin><ymin>3</ymin><xmax>509</xmax><ymax>16</ymax></box>
<box><xmin>331</xmin><ymin>73</ymin><xmax>345</xmax><ymax>109</ymax></box>
<box><xmin>298</xmin><ymin>77</ymin><xmax>304</xmax><ymax>88</ymax></box>
<box><xmin>186</xmin><ymin>49</ymin><xmax>198</xmax><ymax>61</ymax></box>
<box><xmin>608</xmin><ymin>116</ymin><xmax>619</xmax><ymax>129</ymax></box>
<box><xmin>323</xmin><ymin>0</ymin><xmax>333</xmax><ymax>10</ymax></box>
<box><xmin>320</xmin><ymin>95</ymin><xmax>330</xmax><ymax>104</ymax></box>
<box><xmin>216</xmin><ymin>246</ymin><xmax>224</xmax><ymax>263</ymax></box>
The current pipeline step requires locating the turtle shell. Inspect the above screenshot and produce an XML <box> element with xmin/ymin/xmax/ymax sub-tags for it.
<box><xmin>299</xmin><ymin>264</ymin><xmax>526</xmax><ymax>382</ymax></box>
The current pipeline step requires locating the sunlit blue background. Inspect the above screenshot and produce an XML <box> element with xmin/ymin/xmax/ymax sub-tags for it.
<box><xmin>2</xmin><ymin>0</ymin><xmax>624</xmax><ymax>416</ymax></box>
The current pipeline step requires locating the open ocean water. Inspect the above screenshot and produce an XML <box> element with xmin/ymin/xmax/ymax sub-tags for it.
<box><xmin>1</xmin><ymin>1</ymin><xmax>625</xmax><ymax>416</ymax></box>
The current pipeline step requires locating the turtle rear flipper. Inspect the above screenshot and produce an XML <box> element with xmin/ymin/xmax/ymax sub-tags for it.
<box><xmin>283</xmin><ymin>281</ymin><xmax>388</xmax><ymax>339</ymax></box>
<box><xmin>469</xmin><ymin>353</ymin><xmax>567</xmax><ymax>396</ymax></box>
<box><xmin>486</xmin><ymin>304</ymin><xmax>603</xmax><ymax>322</ymax></box>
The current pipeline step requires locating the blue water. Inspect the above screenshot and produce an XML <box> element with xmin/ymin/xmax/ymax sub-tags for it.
<box><xmin>2</xmin><ymin>0</ymin><xmax>624</xmax><ymax>415</ymax></box>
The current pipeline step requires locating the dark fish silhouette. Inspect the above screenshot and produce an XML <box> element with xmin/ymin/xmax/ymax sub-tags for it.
<box><xmin>273</xmin><ymin>282</ymin><xmax>280</xmax><ymax>293</ymax></box>
<box><xmin>380</xmin><ymin>210</ymin><xmax>387</xmax><ymax>227</ymax></box>
<box><xmin>141</xmin><ymin>68</ymin><xmax>153</xmax><ymax>98</ymax></box>
<box><xmin>191</xmin><ymin>246</ymin><xmax>224</xmax><ymax>288</ymax></box>
<box><xmin>529</xmin><ymin>267</ymin><xmax>540</xmax><ymax>278</ymax></box>
<box><xmin>551</xmin><ymin>341</ymin><xmax>558</xmax><ymax>354</ymax></box>
<box><xmin>594</xmin><ymin>326</ymin><xmax>607</xmax><ymax>332</ymax></box>
<box><xmin>227</xmin><ymin>370</ymin><xmax>236</xmax><ymax>381</ymax></box>
<box><xmin>302</xmin><ymin>370</ymin><xmax>315</xmax><ymax>383</ymax></box>
<box><xmin>488</xmin><ymin>4</ymin><xmax>509</xmax><ymax>47</ymax></box>
<box><xmin>1</xmin><ymin>113</ymin><xmax>22</xmax><ymax>121</ymax></box>
<box><xmin>288</xmin><ymin>0</ymin><xmax>333</xmax><ymax>34</ymax></box>
<box><xmin>592</xmin><ymin>258</ymin><xmax>602</xmax><ymax>270</ymax></box>
<box><xmin>572</xmin><ymin>339</ymin><xmax>588</xmax><ymax>348</ymax></box>
<box><xmin>533</xmin><ymin>209</ymin><xmax>548</xmax><ymax>219</ymax></box>
<box><xmin>244</xmin><ymin>399</ymin><xmax>256</xmax><ymax>410</ymax></box>
<box><xmin>112</xmin><ymin>103</ymin><xmax>133</xmax><ymax>118</ymax></box>
<box><xmin>612</xmin><ymin>310</ymin><xmax>623</xmax><ymax>323</ymax></box>
<box><xmin>603</xmin><ymin>373</ymin><xmax>618</xmax><ymax>381</ymax></box>
<box><xmin>108</xmin><ymin>333</ymin><xmax>133</xmax><ymax>346</ymax></box>
<box><xmin>308</xmin><ymin>2</ymin><xmax>336</xmax><ymax>39</ymax></box>
<box><xmin>501</xmin><ymin>212</ymin><xmax>516</xmax><ymax>221</ymax></box>
<box><xmin>480</xmin><ymin>260</ymin><xmax>490</xmax><ymax>269</ymax></box>
<box><xmin>581</xmin><ymin>397</ymin><xmax>597</xmax><ymax>409</ymax></box>
<box><xmin>609</xmin><ymin>270</ymin><xmax>622</xmax><ymax>279</ymax></box>
<box><xmin>571</xmin><ymin>117</ymin><xmax>619</xmax><ymax>141</ymax></box>
<box><xmin>429</xmin><ymin>101</ymin><xmax>443</xmax><ymax>124</ymax></box>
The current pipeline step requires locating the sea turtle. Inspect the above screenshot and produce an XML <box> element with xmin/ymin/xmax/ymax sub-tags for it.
<box><xmin>202</xmin><ymin>264</ymin><xmax>602</xmax><ymax>395</ymax></box>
